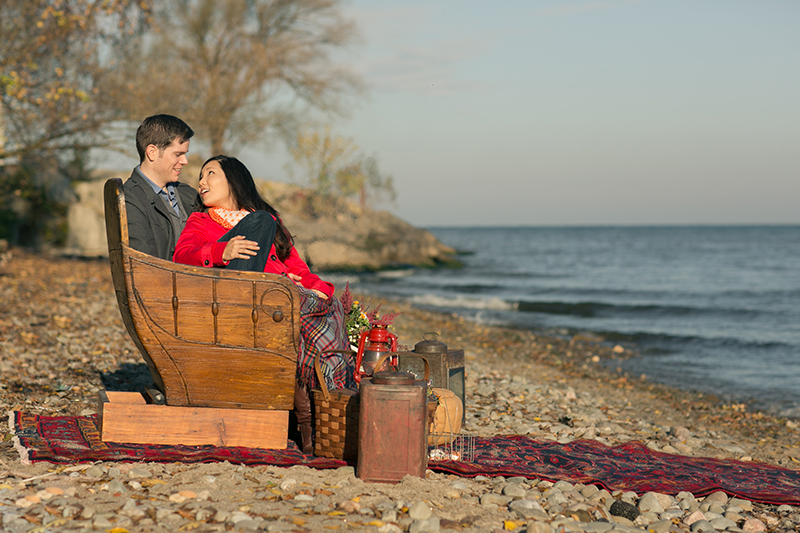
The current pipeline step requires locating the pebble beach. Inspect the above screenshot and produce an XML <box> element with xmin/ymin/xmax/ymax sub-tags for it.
<box><xmin>1</xmin><ymin>249</ymin><xmax>799</xmax><ymax>532</ymax></box>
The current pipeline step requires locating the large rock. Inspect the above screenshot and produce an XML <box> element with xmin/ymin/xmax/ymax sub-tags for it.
<box><xmin>66</xmin><ymin>178</ymin><xmax>110</xmax><ymax>256</ymax></box>
<box><xmin>65</xmin><ymin>175</ymin><xmax>456</xmax><ymax>271</ymax></box>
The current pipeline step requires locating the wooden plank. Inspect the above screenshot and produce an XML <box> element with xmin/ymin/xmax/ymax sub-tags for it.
<box><xmin>104</xmin><ymin>391</ymin><xmax>147</xmax><ymax>404</ymax></box>
<box><xmin>99</xmin><ymin>392</ymin><xmax>288</xmax><ymax>449</ymax></box>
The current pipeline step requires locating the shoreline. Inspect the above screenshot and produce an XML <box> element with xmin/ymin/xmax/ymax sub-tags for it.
<box><xmin>370</xmin><ymin>294</ymin><xmax>800</xmax><ymax>470</ymax></box>
<box><xmin>1</xmin><ymin>249</ymin><xmax>799</xmax><ymax>532</ymax></box>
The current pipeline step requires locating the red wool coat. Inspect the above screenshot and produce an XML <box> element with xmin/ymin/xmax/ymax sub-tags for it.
<box><xmin>173</xmin><ymin>212</ymin><xmax>334</xmax><ymax>298</ymax></box>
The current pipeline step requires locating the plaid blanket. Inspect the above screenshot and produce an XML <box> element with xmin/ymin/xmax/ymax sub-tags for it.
<box><xmin>297</xmin><ymin>288</ymin><xmax>356</xmax><ymax>390</ymax></box>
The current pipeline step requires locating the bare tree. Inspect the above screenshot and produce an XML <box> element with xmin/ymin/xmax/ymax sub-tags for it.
<box><xmin>109</xmin><ymin>0</ymin><xmax>362</xmax><ymax>155</ymax></box>
<box><xmin>0</xmin><ymin>0</ymin><xmax>150</xmax><ymax>163</ymax></box>
<box><xmin>0</xmin><ymin>0</ymin><xmax>149</xmax><ymax>245</ymax></box>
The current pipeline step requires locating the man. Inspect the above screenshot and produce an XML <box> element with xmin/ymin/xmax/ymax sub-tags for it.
<box><xmin>123</xmin><ymin>114</ymin><xmax>202</xmax><ymax>260</ymax></box>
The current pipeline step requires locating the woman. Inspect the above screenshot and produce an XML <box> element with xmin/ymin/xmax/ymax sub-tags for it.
<box><xmin>174</xmin><ymin>155</ymin><xmax>354</xmax><ymax>454</ymax></box>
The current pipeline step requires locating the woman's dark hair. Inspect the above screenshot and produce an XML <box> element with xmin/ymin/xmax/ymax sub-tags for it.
<box><xmin>202</xmin><ymin>155</ymin><xmax>293</xmax><ymax>260</ymax></box>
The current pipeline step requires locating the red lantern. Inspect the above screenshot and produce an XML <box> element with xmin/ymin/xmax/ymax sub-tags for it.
<box><xmin>354</xmin><ymin>324</ymin><xmax>398</xmax><ymax>383</ymax></box>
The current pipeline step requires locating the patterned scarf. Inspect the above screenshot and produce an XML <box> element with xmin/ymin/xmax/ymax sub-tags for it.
<box><xmin>209</xmin><ymin>207</ymin><xmax>250</xmax><ymax>229</ymax></box>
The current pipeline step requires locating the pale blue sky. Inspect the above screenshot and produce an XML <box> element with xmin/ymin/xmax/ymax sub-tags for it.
<box><xmin>247</xmin><ymin>1</ymin><xmax>800</xmax><ymax>226</ymax></box>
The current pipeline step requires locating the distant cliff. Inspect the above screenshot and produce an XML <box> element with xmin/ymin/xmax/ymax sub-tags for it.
<box><xmin>258</xmin><ymin>181</ymin><xmax>457</xmax><ymax>271</ymax></box>
<box><xmin>65</xmin><ymin>174</ymin><xmax>457</xmax><ymax>271</ymax></box>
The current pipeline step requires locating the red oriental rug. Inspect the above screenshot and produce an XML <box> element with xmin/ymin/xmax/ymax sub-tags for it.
<box><xmin>9</xmin><ymin>412</ymin><xmax>800</xmax><ymax>505</ymax></box>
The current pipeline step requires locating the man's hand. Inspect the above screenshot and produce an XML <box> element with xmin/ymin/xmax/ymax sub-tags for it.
<box><xmin>222</xmin><ymin>236</ymin><xmax>260</xmax><ymax>261</ymax></box>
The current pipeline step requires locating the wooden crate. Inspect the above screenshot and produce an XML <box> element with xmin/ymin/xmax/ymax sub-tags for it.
<box><xmin>98</xmin><ymin>391</ymin><xmax>288</xmax><ymax>449</ymax></box>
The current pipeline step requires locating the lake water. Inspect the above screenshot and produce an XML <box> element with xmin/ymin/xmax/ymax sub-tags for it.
<box><xmin>332</xmin><ymin>226</ymin><xmax>800</xmax><ymax>419</ymax></box>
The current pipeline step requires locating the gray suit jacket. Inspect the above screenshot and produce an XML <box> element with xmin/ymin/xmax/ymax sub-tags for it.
<box><xmin>122</xmin><ymin>169</ymin><xmax>202</xmax><ymax>260</ymax></box>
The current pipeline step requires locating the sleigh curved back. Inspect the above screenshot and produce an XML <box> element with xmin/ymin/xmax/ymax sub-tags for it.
<box><xmin>104</xmin><ymin>178</ymin><xmax>300</xmax><ymax>410</ymax></box>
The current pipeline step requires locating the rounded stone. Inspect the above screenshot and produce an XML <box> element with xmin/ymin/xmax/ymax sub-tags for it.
<box><xmin>742</xmin><ymin>518</ymin><xmax>767</xmax><ymax>532</ymax></box>
<box><xmin>546</xmin><ymin>491</ymin><xmax>568</xmax><ymax>507</ymax></box>
<box><xmin>609</xmin><ymin>500</ymin><xmax>639</xmax><ymax>521</ymax></box>
<box><xmin>443</xmin><ymin>488</ymin><xmax>461</xmax><ymax>499</ymax></box>
<box><xmin>108</xmin><ymin>480</ymin><xmax>127</xmax><ymax>495</ymax></box>
<box><xmin>128</xmin><ymin>467</ymin><xmax>153</xmax><ymax>478</ymax></box>
<box><xmin>509</xmin><ymin>499</ymin><xmax>545</xmax><ymax>519</ymax></box>
<box><xmin>230</xmin><ymin>511</ymin><xmax>253</xmax><ymax>524</ymax></box>
<box><xmin>710</xmin><ymin>517</ymin><xmax>737</xmax><ymax>530</ymax></box>
<box><xmin>234</xmin><ymin>519</ymin><xmax>260</xmax><ymax>531</ymax></box>
<box><xmin>729</xmin><ymin>498</ymin><xmax>753</xmax><ymax>512</ymax></box>
<box><xmin>647</xmin><ymin>519</ymin><xmax>673</xmax><ymax>533</ymax></box>
<box><xmin>408</xmin><ymin>501</ymin><xmax>432</xmax><ymax>520</ymax></box>
<box><xmin>62</xmin><ymin>505</ymin><xmax>82</xmax><ymax>518</ymax></box>
<box><xmin>450</xmin><ymin>481</ymin><xmax>469</xmax><ymax>491</ymax></box>
<box><xmin>85</xmin><ymin>466</ymin><xmax>104</xmax><ymax>478</ymax></box>
<box><xmin>480</xmin><ymin>493</ymin><xmax>512</xmax><ymax>507</ymax></box>
<box><xmin>93</xmin><ymin>516</ymin><xmax>113</xmax><ymax>529</ymax></box>
<box><xmin>195</xmin><ymin>508</ymin><xmax>215</xmax><ymax>521</ymax></box>
<box><xmin>553</xmin><ymin>480</ymin><xmax>575</xmax><ymax>491</ymax></box>
<box><xmin>702</xmin><ymin>490</ymin><xmax>728</xmax><ymax>505</ymax></box>
<box><xmin>409</xmin><ymin>516</ymin><xmax>440</xmax><ymax>533</ymax></box>
<box><xmin>571</xmin><ymin>509</ymin><xmax>593</xmax><ymax>522</ymax></box>
<box><xmin>279</xmin><ymin>478</ymin><xmax>297</xmax><ymax>492</ymax></box>
<box><xmin>502</xmin><ymin>483</ymin><xmax>527</xmax><ymax>498</ymax></box>
<box><xmin>690</xmin><ymin>519</ymin><xmax>715</xmax><ymax>532</ymax></box>
<box><xmin>526</xmin><ymin>522</ymin><xmax>554</xmax><ymax>533</ymax></box>
<box><xmin>637</xmin><ymin>493</ymin><xmax>664</xmax><ymax>513</ymax></box>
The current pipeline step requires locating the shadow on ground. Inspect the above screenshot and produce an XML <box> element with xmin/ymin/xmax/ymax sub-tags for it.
<box><xmin>100</xmin><ymin>362</ymin><xmax>154</xmax><ymax>392</ymax></box>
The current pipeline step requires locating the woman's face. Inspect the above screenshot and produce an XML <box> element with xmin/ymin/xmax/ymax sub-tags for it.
<box><xmin>199</xmin><ymin>160</ymin><xmax>236</xmax><ymax>210</ymax></box>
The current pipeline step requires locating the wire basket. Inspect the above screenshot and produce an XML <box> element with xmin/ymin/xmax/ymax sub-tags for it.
<box><xmin>427</xmin><ymin>433</ymin><xmax>475</xmax><ymax>462</ymax></box>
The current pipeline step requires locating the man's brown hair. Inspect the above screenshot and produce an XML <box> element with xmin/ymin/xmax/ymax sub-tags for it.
<box><xmin>135</xmin><ymin>115</ymin><xmax>194</xmax><ymax>162</ymax></box>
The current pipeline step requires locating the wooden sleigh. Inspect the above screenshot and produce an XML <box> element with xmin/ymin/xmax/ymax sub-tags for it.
<box><xmin>100</xmin><ymin>178</ymin><xmax>301</xmax><ymax>449</ymax></box>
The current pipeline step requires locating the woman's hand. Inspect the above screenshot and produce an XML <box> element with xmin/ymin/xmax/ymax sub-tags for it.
<box><xmin>222</xmin><ymin>235</ymin><xmax>260</xmax><ymax>262</ymax></box>
<box><xmin>286</xmin><ymin>272</ymin><xmax>329</xmax><ymax>299</ymax></box>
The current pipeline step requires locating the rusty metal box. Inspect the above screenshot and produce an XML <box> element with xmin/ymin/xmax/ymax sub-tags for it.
<box><xmin>357</xmin><ymin>377</ymin><xmax>428</xmax><ymax>483</ymax></box>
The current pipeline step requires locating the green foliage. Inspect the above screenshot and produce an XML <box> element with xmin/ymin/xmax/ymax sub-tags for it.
<box><xmin>0</xmin><ymin>151</ymin><xmax>86</xmax><ymax>247</ymax></box>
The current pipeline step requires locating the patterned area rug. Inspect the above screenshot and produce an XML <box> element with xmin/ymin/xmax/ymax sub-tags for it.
<box><xmin>10</xmin><ymin>412</ymin><xmax>800</xmax><ymax>505</ymax></box>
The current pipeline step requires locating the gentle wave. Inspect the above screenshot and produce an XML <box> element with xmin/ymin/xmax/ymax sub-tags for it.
<box><xmin>376</xmin><ymin>269</ymin><xmax>416</xmax><ymax>279</ymax></box>
<box><xmin>596</xmin><ymin>329</ymin><xmax>795</xmax><ymax>351</ymax></box>
<box><xmin>438</xmin><ymin>283</ymin><xmax>508</xmax><ymax>294</ymax></box>
<box><xmin>516</xmin><ymin>300</ymin><xmax>760</xmax><ymax>320</ymax></box>
<box><xmin>408</xmin><ymin>294</ymin><xmax>518</xmax><ymax>311</ymax></box>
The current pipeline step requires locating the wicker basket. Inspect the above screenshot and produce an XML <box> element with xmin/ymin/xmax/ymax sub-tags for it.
<box><xmin>312</xmin><ymin>352</ymin><xmax>359</xmax><ymax>460</ymax></box>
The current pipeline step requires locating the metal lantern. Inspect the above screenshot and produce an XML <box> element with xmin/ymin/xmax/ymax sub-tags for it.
<box><xmin>397</xmin><ymin>333</ymin><xmax>466</xmax><ymax>424</ymax></box>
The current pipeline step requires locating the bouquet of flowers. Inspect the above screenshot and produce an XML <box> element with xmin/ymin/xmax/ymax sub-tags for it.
<box><xmin>339</xmin><ymin>283</ymin><xmax>401</xmax><ymax>348</ymax></box>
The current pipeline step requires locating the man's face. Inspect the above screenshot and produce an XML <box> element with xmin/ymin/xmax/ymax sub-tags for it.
<box><xmin>147</xmin><ymin>138</ymin><xmax>190</xmax><ymax>188</ymax></box>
